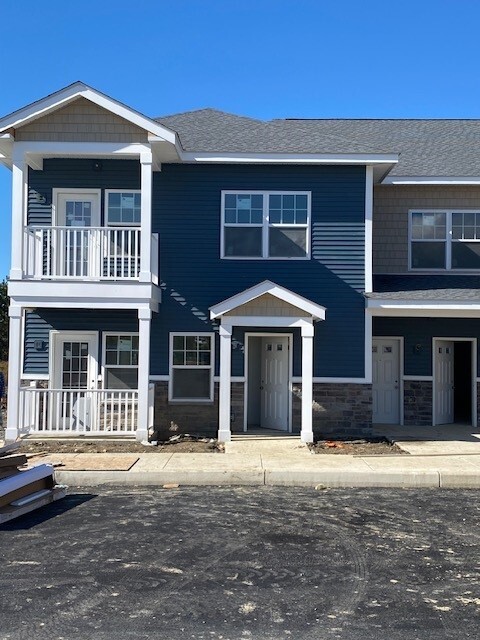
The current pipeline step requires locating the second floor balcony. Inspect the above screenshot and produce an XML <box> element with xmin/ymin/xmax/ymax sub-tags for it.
<box><xmin>23</xmin><ymin>225</ymin><xmax>159</xmax><ymax>282</ymax></box>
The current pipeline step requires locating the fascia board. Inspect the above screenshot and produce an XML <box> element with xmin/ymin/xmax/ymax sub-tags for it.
<box><xmin>382</xmin><ymin>176</ymin><xmax>480</xmax><ymax>185</ymax></box>
<box><xmin>181</xmin><ymin>151</ymin><xmax>399</xmax><ymax>164</ymax></box>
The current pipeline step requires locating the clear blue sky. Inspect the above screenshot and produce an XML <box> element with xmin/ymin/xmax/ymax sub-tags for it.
<box><xmin>1</xmin><ymin>0</ymin><xmax>479</xmax><ymax>279</ymax></box>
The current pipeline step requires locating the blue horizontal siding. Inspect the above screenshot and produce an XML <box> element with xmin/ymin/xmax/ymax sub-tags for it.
<box><xmin>373</xmin><ymin>317</ymin><xmax>480</xmax><ymax>376</ymax></box>
<box><xmin>27</xmin><ymin>159</ymin><xmax>140</xmax><ymax>225</ymax></box>
<box><xmin>151</xmin><ymin>164</ymin><xmax>366</xmax><ymax>378</ymax></box>
<box><xmin>24</xmin><ymin>310</ymin><xmax>138</xmax><ymax>375</ymax></box>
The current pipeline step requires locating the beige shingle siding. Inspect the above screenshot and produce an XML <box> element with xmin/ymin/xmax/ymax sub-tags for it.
<box><xmin>224</xmin><ymin>294</ymin><xmax>310</xmax><ymax>317</ymax></box>
<box><xmin>15</xmin><ymin>97</ymin><xmax>148</xmax><ymax>142</ymax></box>
<box><xmin>373</xmin><ymin>185</ymin><xmax>480</xmax><ymax>273</ymax></box>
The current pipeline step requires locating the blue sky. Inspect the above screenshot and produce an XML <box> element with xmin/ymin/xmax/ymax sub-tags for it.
<box><xmin>1</xmin><ymin>0</ymin><xmax>479</xmax><ymax>279</ymax></box>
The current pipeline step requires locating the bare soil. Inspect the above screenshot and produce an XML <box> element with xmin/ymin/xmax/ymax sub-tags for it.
<box><xmin>309</xmin><ymin>436</ymin><xmax>406</xmax><ymax>455</ymax></box>
<box><xmin>18</xmin><ymin>437</ymin><xmax>224</xmax><ymax>455</ymax></box>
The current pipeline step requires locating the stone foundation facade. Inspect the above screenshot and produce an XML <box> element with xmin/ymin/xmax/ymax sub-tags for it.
<box><xmin>403</xmin><ymin>380</ymin><xmax>432</xmax><ymax>426</ymax></box>
<box><xmin>294</xmin><ymin>382</ymin><xmax>373</xmax><ymax>436</ymax></box>
<box><xmin>153</xmin><ymin>381</ymin><xmax>245</xmax><ymax>439</ymax></box>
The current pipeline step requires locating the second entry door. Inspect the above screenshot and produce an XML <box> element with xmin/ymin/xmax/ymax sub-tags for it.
<box><xmin>435</xmin><ymin>340</ymin><xmax>454</xmax><ymax>424</ymax></box>
<box><xmin>261</xmin><ymin>337</ymin><xmax>289</xmax><ymax>430</ymax></box>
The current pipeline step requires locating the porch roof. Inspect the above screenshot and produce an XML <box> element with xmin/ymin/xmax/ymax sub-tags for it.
<box><xmin>209</xmin><ymin>280</ymin><xmax>326</xmax><ymax>320</ymax></box>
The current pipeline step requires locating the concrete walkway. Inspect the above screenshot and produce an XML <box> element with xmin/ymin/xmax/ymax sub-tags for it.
<box><xmin>22</xmin><ymin>431</ymin><xmax>480</xmax><ymax>488</ymax></box>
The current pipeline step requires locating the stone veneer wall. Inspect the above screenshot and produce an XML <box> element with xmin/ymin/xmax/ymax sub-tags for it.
<box><xmin>153</xmin><ymin>381</ymin><xmax>245</xmax><ymax>439</ymax></box>
<box><xmin>403</xmin><ymin>380</ymin><xmax>432</xmax><ymax>425</ymax></box>
<box><xmin>292</xmin><ymin>383</ymin><xmax>373</xmax><ymax>436</ymax></box>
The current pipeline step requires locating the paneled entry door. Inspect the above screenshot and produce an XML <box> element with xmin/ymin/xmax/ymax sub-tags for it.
<box><xmin>260</xmin><ymin>337</ymin><xmax>289</xmax><ymax>430</ymax></box>
<box><xmin>55</xmin><ymin>191</ymin><xmax>101</xmax><ymax>277</ymax></box>
<box><xmin>435</xmin><ymin>340</ymin><xmax>454</xmax><ymax>424</ymax></box>
<box><xmin>372</xmin><ymin>338</ymin><xmax>400</xmax><ymax>424</ymax></box>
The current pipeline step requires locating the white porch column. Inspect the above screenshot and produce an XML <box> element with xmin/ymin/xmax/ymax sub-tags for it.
<box><xmin>10</xmin><ymin>149</ymin><xmax>27</xmax><ymax>280</ymax></box>
<box><xmin>5</xmin><ymin>306</ymin><xmax>23</xmax><ymax>442</ymax></box>
<box><xmin>218</xmin><ymin>323</ymin><xmax>232</xmax><ymax>442</ymax></box>
<box><xmin>300</xmin><ymin>321</ymin><xmax>315</xmax><ymax>443</ymax></box>
<box><xmin>139</xmin><ymin>151</ymin><xmax>153</xmax><ymax>283</ymax></box>
<box><xmin>136</xmin><ymin>307</ymin><xmax>152</xmax><ymax>442</ymax></box>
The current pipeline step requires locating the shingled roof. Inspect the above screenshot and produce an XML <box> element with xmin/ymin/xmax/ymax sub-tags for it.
<box><xmin>157</xmin><ymin>109</ymin><xmax>480</xmax><ymax>177</ymax></box>
<box><xmin>367</xmin><ymin>275</ymin><xmax>480</xmax><ymax>301</ymax></box>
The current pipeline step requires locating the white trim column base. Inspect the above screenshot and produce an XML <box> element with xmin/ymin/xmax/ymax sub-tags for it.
<box><xmin>218</xmin><ymin>323</ymin><xmax>232</xmax><ymax>443</ymax></box>
<box><xmin>5</xmin><ymin>306</ymin><xmax>23</xmax><ymax>442</ymax></box>
<box><xmin>136</xmin><ymin>308</ymin><xmax>151</xmax><ymax>442</ymax></box>
<box><xmin>300</xmin><ymin>321</ymin><xmax>314</xmax><ymax>443</ymax></box>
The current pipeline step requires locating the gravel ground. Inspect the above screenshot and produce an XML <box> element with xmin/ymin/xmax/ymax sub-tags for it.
<box><xmin>310</xmin><ymin>436</ymin><xmax>407</xmax><ymax>455</ymax></box>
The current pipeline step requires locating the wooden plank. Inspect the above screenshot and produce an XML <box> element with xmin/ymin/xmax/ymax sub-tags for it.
<box><xmin>0</xmin><ymin>455</ymin><xmax>28</xmax><ymax>468</ymax></box>
<box><xmin>0</xmin><ymin>442</ymin><xmax>21</xmax><ymax>457</ymax></box>
<box><xmin>0</xmin><ymin>486</ymin><xmax>68</xmax><ymax>524</ymax></box>
<box><xmin>0</xmin><ymin>468</ymin><xmax>22</xmax><ymax>481</ymax></box>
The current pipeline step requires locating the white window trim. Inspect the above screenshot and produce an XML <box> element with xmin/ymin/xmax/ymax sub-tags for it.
<box><xmin>102</xmin><ymin>332</ymin><xmax>139</xmax><ymax>390</ymax></box>
<box><xmin>221</xmin><ymin>190</ymin><xmax>311</xmax><ymax>260</ymax></box>
<box><xmin>409</xmin><ymin>209</ymin><xmax>480</xmax><ymax>271</ymax></box>
<box><xmin>104</xmin><ymin>189</ymin><xmax>141</xmax><ymax>227</ymax></box>
<box><xmin>168</xmin><ymin>332</ymin><xmax>215</xmax><ymax>403</ymax></box>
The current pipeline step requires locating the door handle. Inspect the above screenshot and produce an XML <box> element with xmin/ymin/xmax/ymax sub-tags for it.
<box><xmin>260</xmin><ymin>386</ymin><xmax>264</xmax><ymax>390</ymax></box>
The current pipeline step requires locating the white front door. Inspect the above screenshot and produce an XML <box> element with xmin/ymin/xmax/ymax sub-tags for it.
<box><xmin>435</xmin><ymin>340</ymin><xmax>454</xmax><ymax>425</ymax></box>
<box><xmin>261</xmin><ymin>337</ymin><xmax>289</xmax><ymax>430</ymax></box>
<box><xmin>372</xmin><ymin>338</ymin><xmax>400</xmax><ymax>424</ymax></box>
<box><xmin>53</xmin><ymin>333</ymin><xmax>98</xmax><ymax>431</ymax></box>
<box><xmin>55</xmin><ymin>191</ymin><xmax>101</xmax><ymax>277</ymax></box>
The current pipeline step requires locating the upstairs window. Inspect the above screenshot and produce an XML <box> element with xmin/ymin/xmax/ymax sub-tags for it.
<box><xmin>221</xmin><ymin>191</ymin><xmax>310</xmax><ymax>259</ymax></box>
<box><xmin>105</xmin><ymin>190</ymin><xmax>141</xmax><ymax>225</ymax></box>
<box><xmin>410</xmin><ymin>210</ymin><xmax>480</xmax><ymax>270</ymax></box>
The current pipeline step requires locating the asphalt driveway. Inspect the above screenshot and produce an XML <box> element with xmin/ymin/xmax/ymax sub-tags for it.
<box><xmin>0</xmin><ymin>487</ymin><xmax>479</xmax><ymax>640</ymax></box>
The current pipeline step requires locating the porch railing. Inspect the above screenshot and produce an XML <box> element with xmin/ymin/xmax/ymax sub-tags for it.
<box><xmin>19</xmin><ymin>388</ymin><xmax>139</xmax><ymax>435</ymax></box>
<box><xmin>23</xmin><ymin>226</ymin><xmax>141</xmax><ymax>280</ymax></box>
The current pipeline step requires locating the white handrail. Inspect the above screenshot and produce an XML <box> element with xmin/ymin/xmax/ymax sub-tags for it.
<box><xmin>23</xmin><ymin>226</ymin><xmax>142</xmax><ymax>280</ymax></box>
<box><xmin>19</xmin><ymin>388</ymin><xmax>139</xmax><ymax>434</ymax></box>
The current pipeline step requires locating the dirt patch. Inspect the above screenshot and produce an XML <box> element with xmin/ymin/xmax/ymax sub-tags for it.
<box><xmin>18</xmin><ymin>436</ymin><xmax>224</xmax><ymax>455</ymax></box>
<box><xmin>309</xmin><ymin>436</ymin><xmax>407</xmax><ymax>455</ymax></box>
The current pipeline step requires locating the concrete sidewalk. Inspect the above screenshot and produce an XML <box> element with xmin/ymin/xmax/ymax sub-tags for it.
<box><xmin>26</xmin><ymin>444</ymin><xmax>480</xmax><ymax>488</ymax></box>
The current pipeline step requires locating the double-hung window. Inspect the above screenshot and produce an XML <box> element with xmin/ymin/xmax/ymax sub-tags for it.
<box><xmin>221</xmin><ymin>191</ymin><xmax>310</xmax><ymax>259</ymax></box>
<box><xmin>103</xmin><ymin>334</ymin><xmax>139</xmax><ymax>389</ymax></box>
<box><xmin>169</xmin><ymin>333</ymin><xmax>214</xmax><ymax>402</ymax></box>
<box><xmin>410</xmin><ymin>210</ymin><xmax>480</xmax><ymax>270</ymax></box>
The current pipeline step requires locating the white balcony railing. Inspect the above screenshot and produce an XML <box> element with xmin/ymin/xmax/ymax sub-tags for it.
<box><xmin>23</xmin><ymin>226</ymin><xmax>141</xmax><ymax>280</ymax></box>
<box><xmin>19</xmin><ymin>388</ymin><xmax>139</xmax><ymax>435</ymax></box>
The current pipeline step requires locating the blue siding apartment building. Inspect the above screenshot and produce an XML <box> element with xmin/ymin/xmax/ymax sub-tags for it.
<box><xmin>1</xmin><ymin>83</ymin><xmax>480</xmax><ymax>442</ymax></box>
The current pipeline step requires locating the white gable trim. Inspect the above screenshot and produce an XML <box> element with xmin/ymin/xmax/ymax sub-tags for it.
<box><xmin>0</xmin><ymin>82</ymin><xmax>177</xmax><ymax>144</ymax></box>
<box><xmin>209</xmin><ymin>280</ymin><xmax>326</xmax><ymax>320</ymax></box>
<box><xmin>382</xmin><ymin>176</ymin><xmax>480</xmax><ymax>185</ymax></box>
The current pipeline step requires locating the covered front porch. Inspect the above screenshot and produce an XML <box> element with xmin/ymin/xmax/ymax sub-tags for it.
<box><xmin>6</xmin><ymin>306</ymin><xmax>155</xmax><ymax>442</ymax></box>
<box><xmin>209</xmin><ymin>281</ymin><xmax>326</xmax><ymax>443</ymax></box>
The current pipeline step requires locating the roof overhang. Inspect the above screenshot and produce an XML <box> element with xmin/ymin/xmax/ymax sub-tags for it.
<box><xmin>367</xmin><ymin>298</ymin><xmax>480</xmax><ymax>316</ymax></box>
<box><xmin>209</xmin><ymin>280</ymin><xmax>326</xmax><ymax>320</ymax></box>
<box><xmin>381</xmin><ymin>176</ymin><xmax>480</xmax><ymax>185</ymax></box>
<box><xmin>181</xmin><ymin>152</ymin><xmax>398</xmax><ymax>182</ymax></box>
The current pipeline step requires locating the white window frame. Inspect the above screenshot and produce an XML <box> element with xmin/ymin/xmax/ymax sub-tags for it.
<box><xmin>104</xmin><ymin>189</ymin><xmax>141</xmax><ymax>226</ymax></box>
<box><xmin>168</xmin><ymin>332</ymin><xmax>215</xmax><ymax>403</ymax></box>
<box><xmin>102</xmin><ymin>332</ymin><xmax>139</xmax><ymax>390</ymax></box>
<box><xmin>221</xmin><ymin>190</ymin><xmax>311</xmax><ymax>260</ymax></box>
<box><xmin>409</xmin><ymin>209</ymin><xmax>480</xmax><ymax>271</ymax></box>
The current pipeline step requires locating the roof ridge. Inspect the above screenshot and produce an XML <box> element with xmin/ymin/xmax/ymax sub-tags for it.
<box><xmin>156</xmin><ymin>107</ymin><xmax>263</xmax><ymax>123</ymax></box>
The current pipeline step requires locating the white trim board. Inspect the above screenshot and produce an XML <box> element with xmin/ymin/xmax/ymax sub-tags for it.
<box><xmin>403</xmin><ymin>375</ymin><xmax>433</xmax><ymax>381</ymax></box>
<box><xmin>382</xmin><ymin>176</ymin><xmax>480</xmax><ymax>185</ymax></box>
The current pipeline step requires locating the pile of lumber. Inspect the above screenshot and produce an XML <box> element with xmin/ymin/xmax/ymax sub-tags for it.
<box><xmin>0</xmin><ymin>443</ymin><xmax>67</xmax><ymax>524</ymax></box>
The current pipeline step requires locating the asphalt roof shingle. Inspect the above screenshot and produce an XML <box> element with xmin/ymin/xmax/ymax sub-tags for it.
<box><xmin>157</xmin><ymin>109</ymin><xmax>480</xmax><ymax>176</ymax></box>
<box><xmin>367</xmin><ymin>275</ymin><xmax>480</xmax><ymax>301</ymax></box>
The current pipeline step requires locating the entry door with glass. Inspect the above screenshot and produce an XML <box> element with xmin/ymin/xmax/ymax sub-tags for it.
<box><xmin>261</xmin><ymin>337</ymin><xmax>289</xmax><ymax>430</ymax></box>
<box><xmin>53</xmin><ymin>333</ymin><xmax>98</xmax><ymax>431</ymax></box>
<box><xmin>55</xmin><ymin>191</ymin><xmax>101</xmax><ymax>278</ymax></box>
